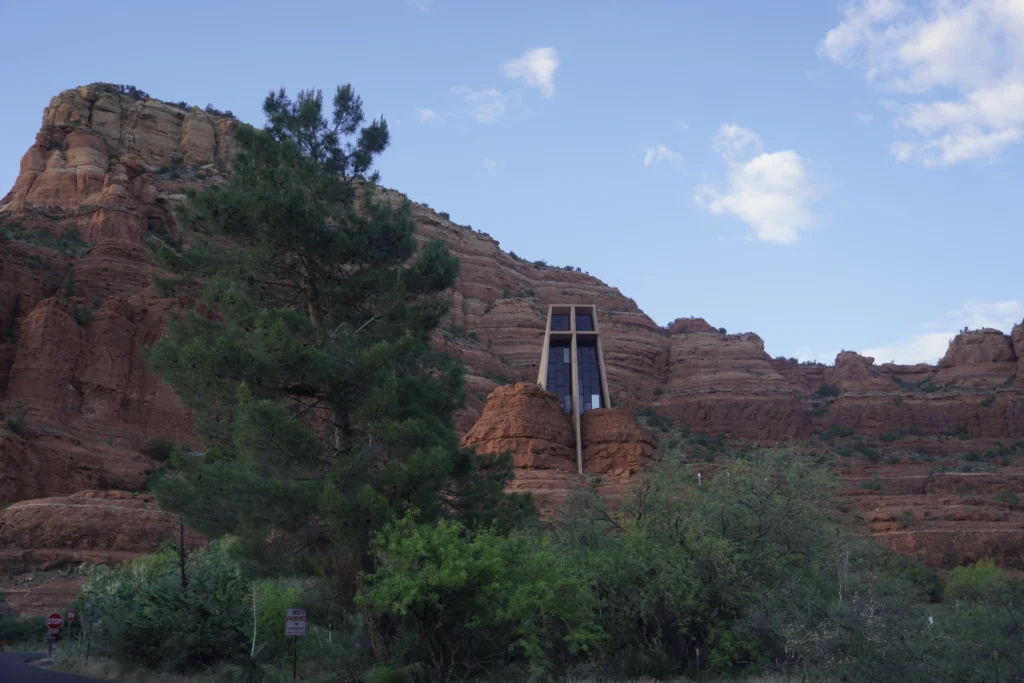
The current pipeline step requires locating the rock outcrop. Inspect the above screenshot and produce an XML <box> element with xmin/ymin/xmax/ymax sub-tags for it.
<box><xmin>0</xmin><ymin>490</ymin><xmax>204</xmax><ymax>573</ymax></box>
<box><xmin>0</xmin><ymin>84</ymin><xmax>1023</xmax><ymax>596</ymax></box>
<box><xmin>461</xmin><ymin>383</ymin><xmax>656</xmax><ymax>515</ymax></box>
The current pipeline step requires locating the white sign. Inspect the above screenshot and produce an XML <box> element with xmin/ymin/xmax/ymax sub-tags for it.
<box><xmin>285</xmin><ymin>608</ymin><xmax>306</xmax><ymax>637</ymax></box>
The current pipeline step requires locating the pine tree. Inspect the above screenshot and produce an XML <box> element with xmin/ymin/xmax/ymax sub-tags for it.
<box><xmin>147</xmin><ymin>86</ymin><xmax>534</xmax><ymax>660</ymax></box>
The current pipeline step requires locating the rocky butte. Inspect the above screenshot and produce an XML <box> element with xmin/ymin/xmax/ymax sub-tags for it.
<box><xmin>1</xmin><ymin>84</ymin><xmax>1023</xmax><ymax>612</ymax></box>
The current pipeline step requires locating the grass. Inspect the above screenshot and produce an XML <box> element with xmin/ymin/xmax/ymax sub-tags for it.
<box><xmin>0</xmin><ymin>221</ymin><xmax>90</xmax><ymax>258</ymax></box>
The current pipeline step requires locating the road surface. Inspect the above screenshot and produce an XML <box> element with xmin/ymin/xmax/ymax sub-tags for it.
<box><xmin>0</xmin><ymin>653</ymin><xmax>100</xmax><ymax>681</ymax></box>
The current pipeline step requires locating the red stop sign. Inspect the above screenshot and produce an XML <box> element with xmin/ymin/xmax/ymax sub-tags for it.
<box><xmin>67</xmin><ymin>608</ymin><xmax>76</xmax><ymax>623</ymax></box>
<box><xmin>45</xmin><ymin>613</ymin><xmax>64</xmax><ymax>630</ymax></box>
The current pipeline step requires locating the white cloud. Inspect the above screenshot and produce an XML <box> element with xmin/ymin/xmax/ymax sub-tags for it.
<box><xmin>862</xmin><ymin>332</ymin><xmax>954</xmax><ymax>365</ymax></box>
<box><xmin>861</xmin><ymin>299</ymin><xmax>1023</xmax><ymax>364</ymax></box>
<box><xmin>855</xmin><ymin>112</ymin><xmax>875</xmax><ymax>123</ymax></box>
<box><xmin>819</xmin><ymin>0</ymin><xmax>1024</xmax><ymax>165</ymax></box>
<box><xmin>643</xmin><ymin>143</ymin><xmax>682</xmax><ymax>168</ymax></box>
<box><xmin>406</xmin><ymin>0</ymin><xmax>432</xmax><ymax>11</ymax></box>
<box><xmin>679</xmin><ymin>120</ymin><xmax>690</xmax><ymax>129</ymax></box>
<box><xmin>417</xmin><ymin>108</ymin><xmax>442</xmax><ymax>123</ymax></box>
<box><xmin>483</xmin><ymin>158</ymin><xmax>499</xmax><ymax>176</ymax></box>
<box><xmin>450</xmin><ymin>86</ymin><xmax>507</xmax><ymax>124</ymax></box>
<box><xmin>695</xmin><ymin>124</ymin><xmax>818</xmax><ymax>245</ymax></box>
<box><xmin>501</xmin><ymin>47</ymin><xmax>560</xmax><ymax>98</ymax></box>
<box><xmin>955</xmin><ymin>300</ymin><xmax>1024</xmax><ymax>330</ymax></box>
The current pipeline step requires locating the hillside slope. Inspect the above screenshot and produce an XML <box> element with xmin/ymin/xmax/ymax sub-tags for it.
<box><xmin>0</xmin><ymin>85</ymin><xmax>1022</xmax><ymax>599</ymax></box>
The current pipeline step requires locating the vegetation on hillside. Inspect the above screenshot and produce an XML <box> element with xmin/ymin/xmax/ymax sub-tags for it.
<box><xmin>40</xmin><ymin>84</ymin><xmax>1024</xmax><ymax>683</ymax></box>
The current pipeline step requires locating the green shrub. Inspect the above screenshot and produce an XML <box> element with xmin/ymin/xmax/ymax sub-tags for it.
<box><xmin>72</xmin><ymin>306</ymin><xmax>93</xmax><ymax>325</ymax></box>
<box><xmin>362</xmin><ymin>514</ymin><xmax>603</xmax><ymax>681</ymax></box>
<box><xmin>5</xmin><ymin>404</ymin><xmax>26</xmax><ymax>437</ymax></box>
<box><xmin>79</xmin><ymin>540</ymin><xmax>250</xmax><ymax>672</ymax></box>
<box><xmin>142</xmin><ymin>437</ymin><xmax>177</xmax><ymax>462</ymax></box>
<box><xmin>980</xmin><ymin>395</ymin><xmax>996</xmax><ymax>407</ymax></box>
<box><xmin>153</xmin><ymin>276</ymin><xmax>189</xmax><ymax>297</ymax></box>
<box><xmin>632</xmin><ymin>407</ymin><xmax>674</xmax><ymax>432</ymax></box>
<box><xmin>0</xmin><ymin>617</ymin><xmax>39</xmax><ymax>644</ymax></box>
<box><xmin>0</xmin><ymin>221</ymin><xmax>90</xmax><ymax>258</ymax></box>
<box><xmin>717</xmin><ymin>326</ymin><xmax>727</xmax><ymax>334</ymax></box>
<box><xmin>995</xmin><ymin>490</ymin><xmax>1020</xmax><ymax>506</ymax></box>
<box><xmin>881</xmin><ymin>429</ymin><xmax>906</xmax><ymax>442</ymax></box>
<box><xmin>814</xmin><ymin>383</ymin><xmax>841</xmax><ymax>398</ymax></box>
<box><xmin>855</xmin><ymin>442</ymin><xmax>880</xmax><ymax>462</ymax></box>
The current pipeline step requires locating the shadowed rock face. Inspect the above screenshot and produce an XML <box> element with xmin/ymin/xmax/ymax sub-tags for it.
<box><xmin>0</xmin><ymin>85</ymin><xmax>1023</xmax><ymax>592</ymax></box>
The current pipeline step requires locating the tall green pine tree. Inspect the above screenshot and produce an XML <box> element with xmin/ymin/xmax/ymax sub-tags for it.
<box><xmin>147</xmin><ymin>85</ymin><xmax>534</xmax><ymax>660</ymax></box>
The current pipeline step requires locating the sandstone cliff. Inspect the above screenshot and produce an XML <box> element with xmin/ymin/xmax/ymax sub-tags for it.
<box><xmin>0</xmin><ymin>85</ymin><xmax>1022</xmax><ymax>592</ymax></box>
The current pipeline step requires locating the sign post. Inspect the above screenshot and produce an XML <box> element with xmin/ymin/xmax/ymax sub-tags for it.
<box><xmin>82</xmin><ymin>606</ymin><xmax>96</xmax><ymax>671</ymax></box>
<box><xmin>285</xmin><ymin>608</ymin><xmax>306</xmax><ymax>682</ymax></box>
<box><xmin>44</xmin><ymin>613</ymin><xmax>64</xmax><ymax>657</ymax></box>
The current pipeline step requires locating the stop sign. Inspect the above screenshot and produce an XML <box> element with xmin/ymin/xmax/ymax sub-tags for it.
<box><xmin>67</xmin><ymin>608</ymin><xmax>76</xmax><ymax>623</ymax></box>
<box><xmin>45</xmin><ymin>613</ymin><xmax>64</xmax><ymax>631</ymax></box>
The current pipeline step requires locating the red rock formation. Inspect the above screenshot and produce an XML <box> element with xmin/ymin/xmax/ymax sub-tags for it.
<box><xmin>1</xmin><ymin>84</ymin><xmax>1024</xmax><ymax>585</ymax></box>
<box><xmin>581</xmin><ymin>408</ymin><xmax>656</xmax><ymax>476</ymax></box>
<box><xmin>657</xmin><ymin>331</ymin><xmax>809</xmax><ymax>439</ymax></box>
<box><xmin>0</xmin><ymin>490</ymin><xmax>204</xmax><ymax>574</ymax></box>
<box><xmin>666</xmin><ymin>317</ymin><xmax>718</xmax><ymax>334</ymax></box>
<box><xmin>461</xmin><ymin>382</ymin><xmax>577</xmax><ymax>472</ymax></box>
<box><xmin>461</xmin><ymin>384</ymin><xmax>656</xmax><ymax>514</ymax></box>
<box><xmin>936</xmin><ymin>329</ymin><xmax>1018</xmax><ymax>388</ymax></box>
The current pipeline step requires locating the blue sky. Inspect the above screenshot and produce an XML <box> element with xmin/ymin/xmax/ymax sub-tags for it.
<box><xmin>2</xmin><ymin>0</ymin><xmax>1022</xmax><ymax>365</ymax></box>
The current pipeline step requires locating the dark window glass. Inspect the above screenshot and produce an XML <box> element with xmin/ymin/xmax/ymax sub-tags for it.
<box><xmin>546</xmin><ymin>340</ymin><xmax>572</xmax><ymax>413</ymax></box>
<box><xmin>551</xmin><ymin>314</ymin><xmax>571</xmax><ymax>331</ymax></box>
<box><xmin>576</xmin><ymin>340</ymin><xmax>604</xmax><ymax>413</ymax></box>
<box><xmin>575</xmin><ymin>313</ymin><xmax>594</xmax><ymax>331</ymax></box>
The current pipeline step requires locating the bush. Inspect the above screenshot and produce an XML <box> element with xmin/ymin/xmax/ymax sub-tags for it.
<box><xmin>5</xmin><ymin>404</ymin><xmax>26</xmax><ymax>437</ymax></box>
<box><xmin>995</xmin><ymin>490</ymin><xmax>1020</xmax><ymax>506</ymax></box>
<box><xmin>362</xmin><ymin>514</ymin><xmax>603</xmax><ymax>681</ymax></box>
<box><xmin>980</xmin><ymin>395</ymin><xmax>996</xmax><ymax>407</ymax></box>
<box><xmin>72</xmin><ymin>306</ymin><xmax>93</xmax><ymax>325</ymax></box>
<box><xmin>0</xmin><ymin>222</ymin><xmax>90</xmax><ymax>258</ymax></box>
<box><xmin>717</xmin><ymin>326</ymin><xmax>727</xmax><ymax>334</ymax></box>
<box><xmin>142</xmin><ymin>437</ymin><xmax>177</xmax><ymax>462</ymax></box>
<box><xmin>854</xmin><ymin>442</ymin><xmax>880</xmax><ymax>462</ymax></box>
<box><xmin>0</xmin><ymin>617</ymin><xmax>39</xmax><ymax>644</ymax></box>
<box><xmin>814</xmin><ymin>383</ymin><xmax>840</xmax><ymax>398</ymax></box>
<box><xmin>881</xmin><ymin>429</ymin><xmax>906</xmax><ymax>442</ymax></box>
<box><xmin>79</xmin><ymin>540</ymin><xmax>250</xmax><ymax>672</ymax></box>
<box><xmin>632</xmin><ymin>407</ymin><xmax>674</xmax><ymax>432</ymax></box>
<box><xmin>551</xmin><ymin>453</ymin><xmax>840</xmax><ymax>678</ymax></box>
<box><xmin>204</xmin><ymin>104</ymin><xmax>234</xmax><ymax>118</ymax></box>
<box><xmin>153</xmin><ymin>276</ymin><xmax>189</xmax><ymax>297</ymax></box>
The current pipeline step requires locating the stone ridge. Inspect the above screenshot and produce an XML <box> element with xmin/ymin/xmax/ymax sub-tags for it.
<box><xmin>0</xmin><ymin>85</ymin><xmax>1021</xmax><ymax>585</ymax></box>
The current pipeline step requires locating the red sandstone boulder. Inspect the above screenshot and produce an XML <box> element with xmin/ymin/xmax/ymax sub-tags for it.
<box><xmin>581</xmin><ymin>408</ymin><xmax>655</xmax><ymax>476</ymax></box>
<box><xmin>0</xmin><ymin>490</ymin><xmax>205</xmax><ymax>574</ymax></box>
<box><xmin>936</xmin><ymin>328</ymin><xmax>1017</xmax><ymax>388</ymax></box>
<box><xmin>461</xmin><ymin>382</ymin><xmax>576</xmax><ymax>471</ymax></box>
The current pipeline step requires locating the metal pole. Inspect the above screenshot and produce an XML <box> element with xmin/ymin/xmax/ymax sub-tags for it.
<box><xmin>292</xmin><ymin>635</ymin><xmax>298</xmax><ymax>682</ymax></box>
<box><xmin>179</xmin><ymin>513</ymin><xmax>188</xmax><ymax>590</ymax></box>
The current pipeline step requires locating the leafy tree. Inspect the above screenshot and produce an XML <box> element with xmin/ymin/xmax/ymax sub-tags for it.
<box><xmin>78</xmin><ymin>541</ymin><xmax>250</xmax><ymax>671</ymax></box>
<box><xmin>360</xmin><ymin>513</ymin><xmax>604</xmax><ymax>681</ymax></box>
<box><xmin>147</xmin><ymin>85</ymin><xmax>534</xmax><ymax>661</ymax></box>
<box><xmin>552</xmin><ymin>452</ymin><xmax>840</xmax><ymax>678</ymax></box>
